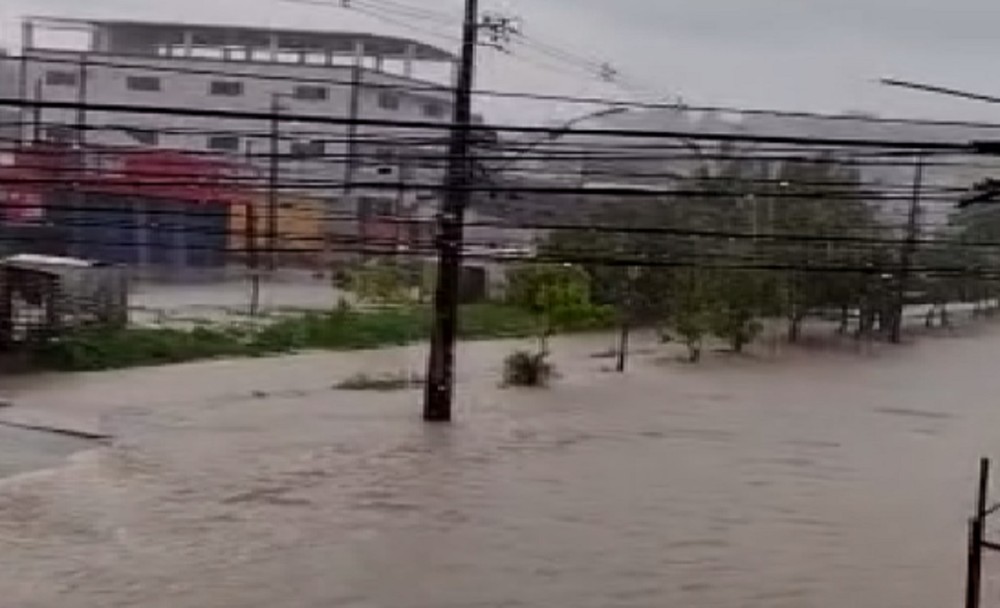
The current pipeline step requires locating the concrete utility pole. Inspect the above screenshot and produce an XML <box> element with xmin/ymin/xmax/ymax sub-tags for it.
<box><xmin>424</xmin><ymin>1</ymin><xmax>518</xmax><ymax>422</ymax></box>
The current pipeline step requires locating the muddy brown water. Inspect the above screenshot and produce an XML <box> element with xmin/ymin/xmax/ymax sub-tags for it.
<box><xmin>3</xmin><ymin>327</ymin><xmax>1000</xmax><ymax>607</ymax></box>
<box><xmin>0</xmin><ymin>425</ymin><xmax>95</xmax><ymax>478</ymax></box>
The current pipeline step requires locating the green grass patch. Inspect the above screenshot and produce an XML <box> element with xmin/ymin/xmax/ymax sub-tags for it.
<box><xmin>30</xmin><ymin>303</ymin><xmax>617</xmax><ymax>373</ymax></box>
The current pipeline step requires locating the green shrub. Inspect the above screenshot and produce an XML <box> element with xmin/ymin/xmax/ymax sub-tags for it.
<box><xmin>348</xmin><ymin>262</ymin><xmax>412</xmax><ymax>305</ymax></box>
<box><xmin>33</xmin><ymin>326</ymin><xmax>250</xmax><ymax>371</ymax></box>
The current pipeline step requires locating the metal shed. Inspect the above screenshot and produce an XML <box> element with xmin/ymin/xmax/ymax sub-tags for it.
<box><xmin>0</xmin><ymin>254</ymin><xmax>128</xmax><ymax>350</ymax></box>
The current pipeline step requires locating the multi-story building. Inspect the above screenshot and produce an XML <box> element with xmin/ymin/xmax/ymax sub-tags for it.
<box><xmin>5</xmin><ymin>17</ymin><xmax>462</xmax><ymax>252</ymax></box>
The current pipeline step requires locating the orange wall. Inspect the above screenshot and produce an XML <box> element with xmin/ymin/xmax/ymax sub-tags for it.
<box><xmin>229</xmin><ymin>194</ymin><xmax>328</xmax><ymax>260</ymax></box>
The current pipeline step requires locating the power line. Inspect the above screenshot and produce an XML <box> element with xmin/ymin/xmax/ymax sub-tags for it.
<box><xmin>12</xmin><ymin>53</ymin><xmax>1000</xmax><ymax>133</ymax></box>
<box><xmin>2</xmin><ymin>144</ymin><xmax>983</xmax><ymax>194</ymax></box>
<box><xmin>1</xmin><ymin>98</ymin><xmax>989</xmax><ymax>152</ymax></box>
<box><xmin>20</xmin><ymin>203</ymin><xmax>1000</xmax><ymax>251</ymax></box>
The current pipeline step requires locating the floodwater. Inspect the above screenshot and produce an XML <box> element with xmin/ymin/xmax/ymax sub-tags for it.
<box><xmin>0</xmin><ymin>425</ymin><xmax>95</xmax><ymax>478</ymax></box>
<box><xmin>2</xmin><ymin>326</ymin><xmax>1000</xmax><ymax>607</ymax></box>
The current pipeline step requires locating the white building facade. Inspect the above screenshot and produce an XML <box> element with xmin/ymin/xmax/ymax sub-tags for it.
<box><xmin>7</xmin><ymin>17</ymin><xmax>460</xmax><ymax>212</ymax></box>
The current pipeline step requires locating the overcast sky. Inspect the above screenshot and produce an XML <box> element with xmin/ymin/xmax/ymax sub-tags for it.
<box><xmin>2</xmin><ymin>0</ymin><xmax>1000</xmax><ymax>125</ymax></box>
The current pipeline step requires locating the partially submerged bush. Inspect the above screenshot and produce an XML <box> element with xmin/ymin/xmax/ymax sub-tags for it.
<box><xmin>503</xmin><ymin>350</ymin><xmax>553</xmax><ymax>387</ymax></box>
<box><xmin>335</xmin><ymin>372</ymin><xmax>424</xmax><ymax>392</ymax></box>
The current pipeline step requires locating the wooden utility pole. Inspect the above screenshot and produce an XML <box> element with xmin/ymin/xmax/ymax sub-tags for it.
<box><xmin>17</xmin><ymin>50</ymin><xmax>28</xmax><ymax>149</ymax></box>
<box><xmin>344</xmin><ymin>62</ymin><xmax>362</xmax><ymax>195</ymax></box>
<box><xmin>891</xmin><ymin>155</ymin><xmax>924</xmax><ymax>344</ymax></box>
<box><xmin>268</xmin><ymin>95</ymin><xmax>281</xmax><ymax>272</ymax></box>
<box><xmin>423</xmin><ymin>0</ymin><xmax>481</xmax><ymax>422</ymax></box>
<box><xmin>31</xmin><ymin>79</ymin><xmax>42</xmax><ymax>143</ymax></box>
<box><xmin>76</xmin><ymin>54</ymin><xmax>88</xmax><ymax>147</ymax></box>
<box><xmin>246</xmin><ymin>202</ymin><xmax>261</xmax><ymax>317</ymax></box>
<box><xmin>616</xmin><ymin>266</ymin><xmax>639</xmax><ymax>373</ymax></box>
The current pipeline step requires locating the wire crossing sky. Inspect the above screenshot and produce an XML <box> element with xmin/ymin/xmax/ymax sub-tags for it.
<box><xmin>3</xmin><ymin>0</ymin><xmax>1000</xmax><ymax>124</ymax></box>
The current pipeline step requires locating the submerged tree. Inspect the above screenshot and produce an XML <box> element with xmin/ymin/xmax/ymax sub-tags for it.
<box><xmin>505</xmin><ymin>263</ymin><xmax>596</xmax><ymax>353</ymax></box>
<box><xmin>664</xmin><ymin>268</ymin><xmax>711</xmax><ymax>362</ymax></box>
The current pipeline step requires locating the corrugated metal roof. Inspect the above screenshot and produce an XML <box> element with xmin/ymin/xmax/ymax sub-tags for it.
<box><xmin>2</xmin><ymin>254</ymin><xmax>96</xmax><ymax>271</ymax></box>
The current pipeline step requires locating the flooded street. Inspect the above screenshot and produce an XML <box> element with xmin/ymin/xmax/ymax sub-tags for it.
<box><xmin>0</xmin><ymin>425</ymin><xmax>96</xmax><ymax>479</ymax></box>
<box><xmin>2</xmin><ymin>326</ymin><xmax>1000</xmax><ymax>607</ymax></box>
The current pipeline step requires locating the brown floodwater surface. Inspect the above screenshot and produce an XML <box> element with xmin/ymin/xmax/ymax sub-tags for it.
<box><xmin>1</xmin><ymin>328</ymin><xmax>999</xmax><ymax>607</ymax></box>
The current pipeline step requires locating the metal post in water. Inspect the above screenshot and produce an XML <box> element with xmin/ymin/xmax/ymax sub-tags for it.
<box><xmin>978</xmin><ymin>458</ymin><xmax>990</xmax><ymax>520</ymax></box>
<box><xmin>966</xmin><ymin>458</ymin><xmax>989</xmax><ymax>608</ymax></box>
<box><xmin>967</xmin><ymin>517</ymin><xmax>982</xmax><ymax>608</ymax></box>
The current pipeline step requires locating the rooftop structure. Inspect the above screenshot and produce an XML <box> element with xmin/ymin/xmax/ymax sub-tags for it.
<box><xmin>22</xmin><ymin>17</ymin><xmax>456</xmax><ymax>74</ymax></box>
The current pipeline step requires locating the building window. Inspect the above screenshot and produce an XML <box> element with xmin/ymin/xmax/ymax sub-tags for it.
<box><xmin>378</xmin><ymin>92</ymin><xmax>400</xmax><ymax>111</ymax></box>
<box><xmin>359</xmin><ymin>197</ymin><xmax>394</xmax><ymax>219</ymax></box>
<box><xmin>422</xmin><ymin>102</ymin><xmax>446</xmax><ymax>118</ymax></box>
<box><xmin>290</xmin><ymin>140</ymin><xmax>326</xmax><ymax>159</ymax></box>
<box><xmin>45</xmin><ymin>70</ymin><xmax>78</xmax><ymax>87</ymax></box>
<box><xmin>44</xmin><ymin>125</ymin><xmax>74</xmax><ymax>144</ymax></box>
<box><xmin>207</xmin><ymin>135</ymin><xmax>240</xmax><ymax>152</ymax></box>
<box><xmin>125</xmin><ymin>128</ymin><xmax>159</xmax><ymax>146</ymax></box>
<box><xmin>126</xmin><ymin>76</ymin><xmax>162</xmax><ymax>92</ymax></box>
<box><xmin>209</xmin><ymin>80</ymin><xmax>244</xmax><ymax>96</ymax></box>
<box><xmin>292</xmin><ymin>85</ymin><xmax>328</xmax><ymax>101</ymax></box>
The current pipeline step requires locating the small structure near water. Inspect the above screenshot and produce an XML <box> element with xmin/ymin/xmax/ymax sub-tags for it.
<box><xmin>0</xmin><ymin>254</ymin><xmax>128</xmax><ymax>350</ymax></box>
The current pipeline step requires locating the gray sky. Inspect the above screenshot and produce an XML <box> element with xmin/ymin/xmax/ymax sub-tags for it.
<box><xmin>2</xmin><ymin>0</ymin><xmax>1000</xmax><ymax>125</ymax></box>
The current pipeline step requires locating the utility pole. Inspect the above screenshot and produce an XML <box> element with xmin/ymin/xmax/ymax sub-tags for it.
<box><xmin>17</xmin><ymin>52</ymin><xmax>28</xmax><ymax>150</ymax></box>
<box><xmin>31</xmin><ymin>79</ymin><xmax>41</xmax><ymax>143</ymax></box>
<box><xmin>616</xmin><ymin>266</ymin><xmax>639</xmax><ymax>373</ymax></box>
<box><xmin>268</xmin><ymin>94</ymin><xmax>281</xmax><ymax>272</ymax></box>
<box><xmin>344</xmin><ymin>61</ymin><xmax>362</xmax><ymax>195</ymax></box>
<box><xmin>966</xmin><ymin>458</ymin><xmax>990</xmax><ymax>608</ymax></box>
<box><xmin>424</xmin><ymin>0</ymin><xmax>481</xmax><ymax>423</ymax></box>
<box><xmin>247</xmin><ymin>202</ymin><xmax>261</xmax><ymax>316</ymax></box>
<box><xmin>891</xmin><ymin>155</ymin><xmax>924</xmax><ymax>344</ymax></box>
<box><xmin>245</xmin><ymin>141</ymin><xmax>261</xmax><ymax>317</ymax></box>
<box><xmin>76</xmin><ymin>53</ymin><xmax>89</xmax><ymax>147</ymax></box>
